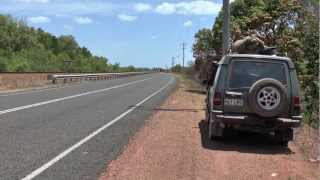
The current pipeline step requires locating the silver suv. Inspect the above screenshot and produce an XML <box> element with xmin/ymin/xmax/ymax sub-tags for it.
<box><xmin>206</xmin><ymin>54</ymin><xmax>302</xmax><ymax>146</ymax></box>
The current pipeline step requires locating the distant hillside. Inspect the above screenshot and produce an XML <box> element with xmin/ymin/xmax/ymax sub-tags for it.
<box><xmin>0</xmin><ymin>15</ymin><xmax>143</xmax><ymax>73</ymax></box>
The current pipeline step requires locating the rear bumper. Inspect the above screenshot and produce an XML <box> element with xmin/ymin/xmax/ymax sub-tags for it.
<box><xmin>211</xmin><ymin>110</ymin><xmax>301</xmax><ymax>128</ymax></box>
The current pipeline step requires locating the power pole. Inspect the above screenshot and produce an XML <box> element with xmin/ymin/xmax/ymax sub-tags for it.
<box><xmin>222</xmin><ymin>0</ymin><xmax>230</xmax><ymax>55</ymax></box>
<box><xmin>181</xmin><ymin>42</ymin><xmax>186</xmax><ymax>69</ymax></box>
<box><xmin>171</xmin><ymin>57</ymin><xmax>175</xmax><ymax>72</ymax></box>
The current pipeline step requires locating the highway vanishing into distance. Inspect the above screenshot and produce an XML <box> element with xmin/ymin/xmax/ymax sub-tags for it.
<box><xmin>0</xmin><ymin>73</ymin><xmax>176</xmax><ymax>180</ymax></box>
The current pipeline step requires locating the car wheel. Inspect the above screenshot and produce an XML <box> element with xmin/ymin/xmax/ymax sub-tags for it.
<box><xmin>275</xmin><ymin>128</ymin><xmax>293</xmax><ymax>146</ymax></box>
<box><xmin>208</xmin><ymin>122</ymin><xmax>224</xmax><ymax>141</ymax></box>
<box><xmin>279</xmin><ymin>141</ymin><xmax>289</xmax><ymax>147</ymax></box>
<box><xmin>248</xmin><ymin>78</ymin><xmax>288</xmax><ymax>117</ymax></box>
<box><xmin>208</xmin><ymin>121</ymin><xmax>213</xmax><ymax>140</ymax></box>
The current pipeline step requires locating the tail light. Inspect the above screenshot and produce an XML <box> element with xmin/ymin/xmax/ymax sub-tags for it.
<box><xmin>293</xmin><ymin>96</ymin><xmax>300</xmax><ymax>106</ymax></box>
<box><xmin>293</xmin><ymin>96</ymin><xmax>301</xmax><ymax>112</ymax></box>
<box><xmin>213</xmin><ymin>92</ymin><xmax>222</xmax><ymax>106</ymax></box>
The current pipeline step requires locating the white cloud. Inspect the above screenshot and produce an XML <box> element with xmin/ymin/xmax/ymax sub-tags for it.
<box><xmin>155</xmin><ymin>1</ymin><xmax>221</xmax><ymax>15</ymax></box>
<box><xmin>134</xmin><ymin>3</ymin><xmax>152</xmax><ymax>12</ymax></box>
<box><xmin>63</xmin><ymin>25</ymin><xmax>74</xmax><ymax>31</ymax></box>
<box><xmin>1</xmin><ymin>1</ymin><xmax>223</xmax><ymax>18</ymax></box>
<box><xmin>15</xmin><ymin>0</ymin><xmax>49</xmax><ymax>3</ymax></box>
<box><xmin>117</xmin><ymin>14</ymin><xmax>137</xmax><ymax>22</ymax></box>
<box><xmin>155</xmin><ymin>2</ymin><xmax>176</xmax><ymax>15</ymax></box>
<box><xmin>0</xmin><ymin>1</ymin><xmax>117</xmax><ymax>16</ymax></box>
<box><xmin>74</xmin><ymin>17</ymin><xmax>92</xmax><ymax>24</ymax></box>
<box><xmin>28</xmin><ymin>16</ymin><xmax>50</xmax><ymax>23</ymax></box>
<box><xmin>183</xmin><ymin>20</ymin><xmax>193</xmax><ymax>27</ymax></box>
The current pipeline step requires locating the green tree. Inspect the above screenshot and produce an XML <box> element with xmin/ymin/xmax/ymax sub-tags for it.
<box><xmin>0</xmin><ymin>56</ymin><xmax>7</xmax><ymax>72</ymax></box>
<box><xmin>192</xmin><ymin>0</ymin><xmax>319</xmax><ymax>128</ymax></box>
<box><xmin>0</xmin><ymin>14</ymin><xmax>146</xmax><ymax>75</ymax></box>
<box><xmin>7</xmin><ymin>55</ymin><xmax>31</xmax><ymax>72</ymax></box>
<box><xmin>172</xmin><ymin>64</ymin><xmax>182</xmax><ymax>72</ymax></box>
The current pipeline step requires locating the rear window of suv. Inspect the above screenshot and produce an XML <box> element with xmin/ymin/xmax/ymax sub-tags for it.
<box><xmin>229</xmin><ymin>59</ymin><xmax>287</xmax><ymax>89</ymax></box>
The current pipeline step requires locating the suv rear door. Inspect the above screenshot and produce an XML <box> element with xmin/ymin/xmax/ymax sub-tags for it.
<box><xmin>224</xmin><ymin>58</ymin><xmax>290</xmax><ymax>114</ymax></box>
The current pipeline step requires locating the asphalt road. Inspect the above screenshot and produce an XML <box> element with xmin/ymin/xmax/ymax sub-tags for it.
<box><xmin>0</xmin><ymin>73</ymin><xmax>177</xmax><ymax>180</ymax></box>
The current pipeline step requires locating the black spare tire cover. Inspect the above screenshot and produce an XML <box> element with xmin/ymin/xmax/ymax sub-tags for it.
<box><xmin>248</xmin><ymin>78</ymin><xmax>288</xmax><ymax>118</ymax></box>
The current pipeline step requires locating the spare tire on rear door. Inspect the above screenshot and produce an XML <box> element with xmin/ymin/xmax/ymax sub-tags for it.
<box><xmin>248</xmin><ymin>78</ymin><xmax>288</xmax><ymax>118</ymax></box>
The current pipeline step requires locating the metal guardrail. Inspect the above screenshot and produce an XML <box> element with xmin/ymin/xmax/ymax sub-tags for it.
<box><xmin>51</xmin><ymin>72</ymin><xmax>152</xmax><ymax>84</ymax></box>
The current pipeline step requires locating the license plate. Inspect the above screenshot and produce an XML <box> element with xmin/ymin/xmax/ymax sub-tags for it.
<box><xmin>224</xmin><ymin>98</ymin><xmax>244</xmax><ymax>106</ymax></box>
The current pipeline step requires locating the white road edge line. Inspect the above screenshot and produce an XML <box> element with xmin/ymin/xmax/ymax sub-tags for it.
<box><xmin>21</xmin><ymin>77</ymin><xmax>174</xmax><ymax>180</ymax></box>
<box><xmin>0</xmin><ymin>77</ymin><xmax>153</xmax><ymax>116</ymax></box>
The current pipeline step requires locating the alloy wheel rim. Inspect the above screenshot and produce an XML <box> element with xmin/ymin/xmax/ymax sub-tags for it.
<box><xmin>257</xmin><ymin>86</ymin><xmax>281</xmax><ymax>110</ymax></box>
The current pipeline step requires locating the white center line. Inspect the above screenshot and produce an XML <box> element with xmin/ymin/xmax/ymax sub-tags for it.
<box><xmin>21</xmin><ymin>77</ymin><xmax>174</xmax><ymax>180</ymax></box>
<box><xmin>0</xmin><ymin>77</ymin><xmax>153</xmax><ymax>116</ymax></box>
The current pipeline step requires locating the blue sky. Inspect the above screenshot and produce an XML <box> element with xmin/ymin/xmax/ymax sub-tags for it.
<box><xmin>0</xmin><ymin>0</ymin><xmax>224</xmax><ymax>68</ymax></box>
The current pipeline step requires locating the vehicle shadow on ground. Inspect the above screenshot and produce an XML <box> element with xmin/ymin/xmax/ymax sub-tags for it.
<box><xmin>198</xmin><ymin>120</ymin><xmax>294</xmax><ymax>155</ymax></box>
<box><xmin>129</xmin><ymin>105</ymin><xmax>205</xmax><ymax>112</ymax></box>
<box><xmin>185</xmin><ymin>89</ymin><xmax>207</xmax><ymax>95</ymax></box>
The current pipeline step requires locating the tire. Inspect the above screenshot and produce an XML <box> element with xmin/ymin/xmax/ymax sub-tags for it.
<box><xmin>248</xmin><ymin>78</ymin><xmax>288</xmax><ymax>117</ymax></box>
<box><xmin>208</xmin><ymin>121</ymin><xmax>213</xmax><ymax>140</ymax></box>
<box><xmin>279</xmin><ymin>141</ymin><xmax>289</xmax><ymax>147</ymax></box>
<box><xmin>208</xmin><ymin>122</ymin><xmax>224</xmax><ymax>141</ymax></box>
<box><xmin>206</xmin><ymin>88</ymin><xmax>211</xmax><ymax>125</ymax></box>
<box><xmin>205</xmin><ymin>99</ymin><xmax>210</xmax><ymax>125</ymax></box>
<box><xmin>275</xmin><ymin>128</ymin><xmax>293</xmax><ymax>146</ymax></box>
